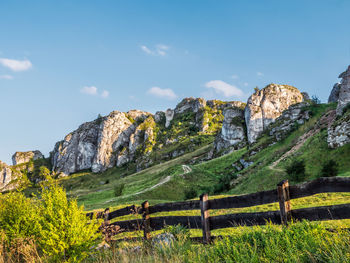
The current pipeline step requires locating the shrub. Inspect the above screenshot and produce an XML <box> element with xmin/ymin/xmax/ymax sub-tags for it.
<box><xmin>114</xmin><ymin>183</ymin><xmax>125</xmax><ymax>197</ymax></box>
<box><xmin>0</xmin><ymin>181</ymin><xmax>101</xmax><ymax>262</ymax></box>
<box><xmin>184</xmin><ymin>187</ymin><xmax>197</xmax><ymax>200</ymax></box>
<box><xmin>163</xmin><ymin>224</ymin><xmax>190</xmax><ymax>241</ymax></box>
<box><xmin>321</xmin><ymin>160</ymin><xmax>338</xmax><ymax>177</ymax></box>
<box><xmin>0</xmin><ymin>192</ymin><xmax>40</xmax><ymax>242</ymax></box>
<box><xmin>38</xmin><ymin>182</ymin><xmax>101</xmax><ymax>262</ymax></box>
<box><xmin>285</xmin><ymin>159</ymin><xmax>306</xmax><ymax>181</ymax></box>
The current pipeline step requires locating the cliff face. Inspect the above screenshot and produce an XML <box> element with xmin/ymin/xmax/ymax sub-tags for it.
<box><xmin>50</xmin><ymin>98</ymin><xmax>234</xmax><ymax>175</ymax></box>
<box><xmin>244</xmin><ymin>84</ymin><xmax>304</xmax><ymax>144</ymax></box>
<box><xmin>328</xmin><ymin>65</ymin><xmax>350</xmax><ymax>148</ymax></box>
<box><xmin>0</xmin><ymin>161</ymin><xmax>14</xmax><ymax>191</ymax></box>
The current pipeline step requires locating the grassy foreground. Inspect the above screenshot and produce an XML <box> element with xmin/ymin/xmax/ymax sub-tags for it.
<box><xmin>88</xmin><ymin>221</ymin><xmax>350</xmax><ymax>263</ymax></box>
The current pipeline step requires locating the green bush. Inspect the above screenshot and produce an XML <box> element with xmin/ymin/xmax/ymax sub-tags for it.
<box><xmin>285</xmin><ymin>159</ymin><xmax>306</xmax><ymax>181</ymax></box>
<box><xmin>38</xmin><ymin>182</ymin><xmax>101</xmax><ymax>262</ymax></box>
<box><xmin>321</xmin><ymin>160</ymin><xmax>338</xmax><ymax>177</ymax></box>
<box><xmin>0</xmin><ymin>181</ymin><xmax>101</xmax><ymax>262</ymax></box>
<box><xmin>114</xmin><ymin>183</ymin><xmax>125</xmax><ymax>197</ymax></box>
<box><xmin>184</xmin><ymin>187</ymin><xmax>197</xmax><ymax>200</ymax></box>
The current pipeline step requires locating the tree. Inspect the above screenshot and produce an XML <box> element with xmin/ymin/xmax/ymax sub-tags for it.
<box><xmin>321</xmin><ymin>160</ymin><xmax>338</xmax><ymax>177</ymax></box>
<box><xmin>285</xmin><ymin>159</ymin><xmax>306</xmax><ymax>181</ymax></box>
<box><xmin>311</xmin><ymin>95</ymin><xmax>321</xmax><ymax>105</ymax></box>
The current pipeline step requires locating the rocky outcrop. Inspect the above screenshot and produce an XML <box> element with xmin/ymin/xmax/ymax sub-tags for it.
<box><xmin>328</xmin><ymin>83</ymin><xmax>341</xmax><ymax>103</ymax></box>
<box><xmin>12</xmin><ymin>150</ymin><xmax>44</xmax><ymax>165</ymax></box>
<box><xmin>0</xmin><ymin>161</ymin><xmax>14</xmax><ymax>191</ymax></box>
<box><xmin>212</xmin><ymin>106</ymin><xmax>246</xmax><ymax>154</ymax></box>
<box><xmin>165</xmin><ymin>109</ymin><xmax>174</xmax><ymax>128</ymax></box>
<box><xmin>328</xmin><ymin>119</ymin><xmax>350</xmax><ymax>148</ymax></box>
<box><xmin>52</xmin><ymin>111</ymin><xmax>134</xmax><ymax>175</ymax></box>
<box><xmin>268</xmin><ymin>102</ymin><xmax>310</xmax><ymax>141</ymax></box>
<box><xmin>336</xmin><ymin>66</ymin><xmax>350</xmax><ymax>116</ymax></box>
<box><xmin>244</xmin><ymin>84</ymin><xmax>304</xmax><ymax>143</ymax></box>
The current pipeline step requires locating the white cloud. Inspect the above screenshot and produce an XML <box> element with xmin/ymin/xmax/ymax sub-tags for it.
<box><xmin>231</xmin><ymin>74</ymin><xmax>239</xmax><ymax>79</ymax></box>
<box><xmin>80</xmin><ymin>86</ymin><xmax>110</xmax><ymax>98</ymax></box>
<box><xmin>205</xmin><ymin>80</ymin><xmax>244</xmax><ymax>98</ymax></box>
<box><xmin>141</xmin><ymin>45</ymin><xmax>153</xmax><ymax>55</ymax></box>
<box><xmin>257</xmin><ymin>72</ymin><xmax>264</xmax><ymax>77</ymax></box>
<box><xmin>0</xmin><ymin>58</ymin><xmax>32</xmax><ymax>72</ymax></box>
<box><xmin>81</xmin><ymin>86</ymin><xmax>98</xmax><ymax>95</ymax></box>
<box><xmin>101</xmin><ymin>90</ymin><xmax>109</xmax><ymax>98</ymax></box>
<box><xmin>147</xmin><ymin>86</ymin><xmax>177</xmax><ymax>100</ymax></box>
<box><xmin>140</xmin><ymin>44</ymin><xmax>170</xmax><ymax>56</ymax></box>
<box><xmin>0</xmin><ymin>75</ymin><xmax>13</xmax><ymax>80</ymax></box>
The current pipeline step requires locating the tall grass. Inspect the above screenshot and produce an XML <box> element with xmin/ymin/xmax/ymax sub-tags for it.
<box><xmin>87</xmin><ymin>221</ymin><xmax>350</xmax><ymax>263</ymax></box>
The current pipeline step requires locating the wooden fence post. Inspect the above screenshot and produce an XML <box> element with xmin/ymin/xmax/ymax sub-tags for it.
<box><xmin>142</xmin><ymin>201</ymin><xmax>151</xmax><ymax>240</ymax></box>
<box><xmin>200</xmin><ymin>193</ymin><xmax>211</xmax><ymax>244</ymax></box>
<box><xmin>277</xmin><ymin>180</ymin><xmax>292</xmax><ymax>225</ymax></box>
<box><xmin>103</xmin><ymin>208</ymin><xmax>111</xmax><ymax>242</ymax></box>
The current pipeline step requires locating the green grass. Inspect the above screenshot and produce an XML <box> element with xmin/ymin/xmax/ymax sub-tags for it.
<box><xmin>87</xmin><ymin>221</ymin><xmax>350</xmax><ymax>263</ymax></box>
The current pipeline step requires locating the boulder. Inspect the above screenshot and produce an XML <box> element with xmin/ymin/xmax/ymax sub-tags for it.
<box><xmin>12</xmin><ymin>150</ymin><xmax>44</xmax><ymax>165</ymax></box>
<box><xmin>336</xmin><ymin>66</ymin><xmax>350</xmax><ymax>116</ymax></box>
<box><xmin>165</xmin><ymin>109</ymin><xmax>174</xmax><ymax>128</ymax></box>
<box><xmin>244</xmin><ymin>84</ymin><xmax>304</xmax><ymax>143</ymax></box>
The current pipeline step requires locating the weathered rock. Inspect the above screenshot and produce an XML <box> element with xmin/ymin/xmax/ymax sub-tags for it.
<box><xmin>328</xmin><ymin>83</ymin><xmax>341</xmax><ymax>103</ymax></box>
<box><xmin>51</xmin><ymin>111</ymin><xmax>133</xmax><ymax>175</ymax></box>
<box><xmin>154</xmin><ymin>111</ymin><xmax>165</xmax><ymax>124</ymax></box>
<box><xmin>165</xmin><ymin>109</ymin><xmax>174</xmax><ymax>128</ymax></box>
<box><xmin>0</xmin><ymin>161</ymin><xmax>15</xmax><ymax>192</ymax></box>
<box><xmin>12</xmin><ymin>150</ymin><xmax>44</xmax><ymax>165</ymax></box>
<box><xmin>336</xmin><ymin>66</ymin><xmax>350</xmax><ymax>116</ymax></box>
<box><xmin>244</xmin><ymin>84</ymin><xmax>304</xmax><ymax>143</ymax></box>
<box><xmin>151</xmin><ymin>233</ymin><xmax>175</xmax><ymax>248</ymax></box>
<box><xmin>328</xmin><ymin>120</ymin><xmax>350</xmax><ymax>148</ymax></box>
<box><xmin>268</xmin><ymin>102</ymin><xmax>311</xmax><ymax>141</ymax></box>
<box><xmin>213</xmin><ymin>106</ymin><xmax>246</xmax><ymax>153</ymax></box>
<box><xmin>174</xmin><ymin>97</ymin><xmax>206</xmax><ymax>115</ymax></box>
<box><xmin>301</xmin><ymin>92</ymin><xmax>310</xmax><ymax>101</ymax></box>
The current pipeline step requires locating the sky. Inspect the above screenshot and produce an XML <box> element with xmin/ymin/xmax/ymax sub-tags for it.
<box><xmin>0</xmin><ymin>0</ymin><xmax>350</xmax><ymax>163</ymax></box>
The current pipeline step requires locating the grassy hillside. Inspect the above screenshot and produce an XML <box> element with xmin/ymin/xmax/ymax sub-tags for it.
<box><xmin>22</xmin><ymin>102</ymin><xmax>350</xmax><ymax>212</ymax></box>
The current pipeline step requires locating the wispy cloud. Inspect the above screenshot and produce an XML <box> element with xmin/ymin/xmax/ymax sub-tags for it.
<box><xmin>101</xmin><ymin>90</ymin><xmax>109</xmax><ymax>98</ymax></box>
<box><xmin>140</xmin><ymin>44</ymin><xmax>170</xmax><ymax>56</ymax></box>
<box><xmin>80</xmin><ymin>86</ymin><xmax>109</xmax><ymax>98</ymax></box>
<box><xmin>147</xmin><ymin>86</ymin><xmax>177</xmax><ymax>100</ymax></box>
<box><xmin>231</xmin><ymin>74</ymin><xmax>239</xmax><ymax>79</ymax></box>
<box><xmin>0</xmin><ymin>58</ymin><xmax>32</xmax><ymax>72</ymax></box>
<box><xmin>0</xmin><ymin>75</ymin><xmax>13</xmax><ymax>80</ymax></box>
<box><xmin>205</xmin><ymin>80</ymin><xmax>244</xmax><ymax>98</ymax></box>
<box><xmin>257</xmin><ymin>72</ymin><xmax>264</xmax><ymax>77</ymax></box>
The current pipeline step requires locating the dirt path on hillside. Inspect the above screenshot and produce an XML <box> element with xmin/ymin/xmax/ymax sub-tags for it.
<box><xmin>269</xmin><ymin>128</ymin><xmax>319</xmax><ymax>170</ymax></box>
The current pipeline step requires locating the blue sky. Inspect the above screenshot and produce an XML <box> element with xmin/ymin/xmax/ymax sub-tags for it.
<box><xmin>0</xmin><ymin>0</ymin><xmax>350</xmax><ymax>163</ymax></box>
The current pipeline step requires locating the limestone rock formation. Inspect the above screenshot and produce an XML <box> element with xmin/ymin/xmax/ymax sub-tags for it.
<box><xmin>0</xmin><ymin>161</ymin><xmax>14</xmax><ymax>191</ymax></box>
<box><xmin>51</xmin><ymin>111</ymin><xmax>134</xmax><ymax>175</ymax></box>
<box><xmin>336</xmin><ymin>66</ymin><xmax>350</xmax><ymax>116</ymax></box>
<box><xmin>12</xmin><ymin>150</ymin><xmax>44</xmax><ymax>165</ymax></box>
<box><xmin>268</xmin><ymin>102</ymin><xmax>310</xmax><ymax>141</ymax></box>
<box><xmin>328</xmin><ymin>83</ymin><xmax>341</xmax><ymax>103</ymax></box>
<box><xmin>244</xmin><ymin>84</ymin><xmax>304</xmax><ymax>143</ymax></box>
<box><xmin>213</xmin><ymin>106</ymin><xmax>246</xmax><ymax>154</ymax></box>
<box><xmin>165</xmin><ymin>109</ymin><xmax>174</xmax><ymax>128</ymax></box>
<box><xmin>328</xmin><ymin>119</ymin><xmax>350</xmax><ymax>148</ymax></box>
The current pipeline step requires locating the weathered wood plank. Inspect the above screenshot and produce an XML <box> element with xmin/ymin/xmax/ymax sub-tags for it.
<box><xmin>277</xmin><ymin>180</ymin><xmax>291</xmax><ymax>225</ymax></box>
<box><xmin>108</xmin><ymin>219</ymin><xmax>143</xmax><ymax>233</ymax></box>
<box><xmin>146</xmin><ymin>200</ymin><xmax>200</xmax><ymax>214</ymax></box>
<box><xmin>291</xmin><ymin>203</ymin><xmax>350</xmax><ymax>221</ymax></box>
<box><xmin>108</xmin><ymin>205</ymin><xmax>138</xmax><ymax>220</ymax></box>
<box><xmin>289</xmin><ymin>177</ymin><xmax>350</xmax><ymax>199</ymax></box>
<box><xmin>200</xmin><ymin>193</ymin><xmax>211</xmax><ymax>243</ymax></box>
<box><xmin>210</xmin><ymin>210</ymin><xmax>281</xmax><ymax>230</ymax></box>
<box><xmin>149</xmin><ymin>216</ymin><xmax>202</xmax><ymax>230</ymax></box>
<box><xmin>208</xmin><ymin>189</ymin><xmax>278</xmax><ymax>210</ymax></box>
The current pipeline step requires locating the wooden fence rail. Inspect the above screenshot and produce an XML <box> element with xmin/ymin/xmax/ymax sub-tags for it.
<box><xmin>86</xmin><ymin>177</ymin><xmax>350</xmax><ymax>243</ymax></box>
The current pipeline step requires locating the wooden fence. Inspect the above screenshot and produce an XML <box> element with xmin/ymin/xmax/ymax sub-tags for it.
<box><xmin>86</xmin><ymin>177</ymin><xmax>350</xmax><ymax>243</ymax></box>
